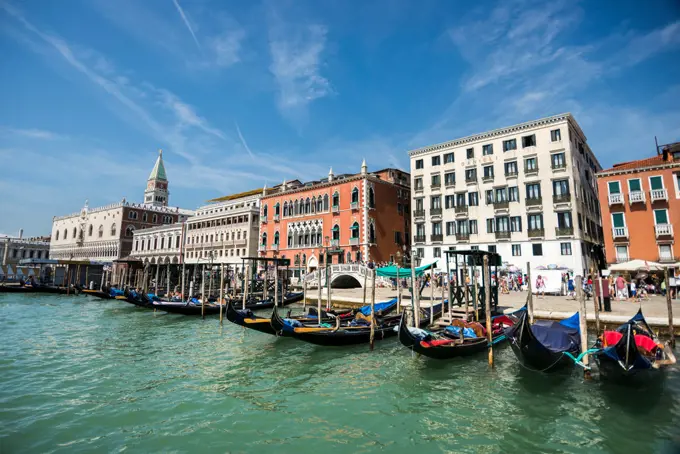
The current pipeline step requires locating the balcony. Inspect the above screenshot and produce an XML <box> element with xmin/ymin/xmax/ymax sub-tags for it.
<box><xmin>431</xmin><ymin>234</ymin><xmax>443</xmax><ymax>242</ymax></box>
<box><xmin>553</xmin><ymin>193</ymin><xmax>571</xmax><ymax>204</ymax></box>
<box><xmin>455</xmin><ymin>205</ymin><xmax>468</xmax><ymax>216</ymax></box>
<box><xmin>505</xmin><ymin>170</ymin><xmax>518</xmax><ymax>179</ymax></box>
<box><xmin>495</xmin><ymin>231</ymin><xmax>511</xmax><ymax>240</ymax></box>
<box><xmin>431</xmin><ymin>208</ymin><xmax>442</xmax><ymax>217</ymax></box>
<box><xmin>349</xmin><ymin>237</ymin><xmax>360</xmax><ymax>246</ymax></box>
<box><xmin>551</xmin><ymin>162</ymin><xmax>567</xmax><ymax>171</ymax></box>
<box><xmin>655</xmin><ymin>224</ymin><xmax>674</xmax><ymax>238</ymax></box>
<box><xmin>271</xmin><ymin>243</ymin><xmax>279</xmax><ymax>251</ymax></box>
<box><xmin>628</xmin><ymin>191</ymin><xmax>645</xmax><ymax>204</ymax></box>
<box><xmin>524</xmin><ymin>166</ymin><xmax>539</xmax><ymax>176</ymax></box>
<box><xmin>331</xmin><ymin>239</ymin><xmax>340</xmax><ymax>247</ymax></box>
<box><xmin>465</xmin><ymin>175</ymin><xmax>477</xmax><ymax>184</ymax></box>
<box><xmin>332</xmin><ymin>205</ymin><xmax>340</xmax><ymax>214</ymax></box>
<box><xmin>525</xmin><ymin>197</ymin><xmax>542</xmax><ymax>207</ymax></box>
<box><xmin>555</xmin><ymin>226</ymin><xmax>574</xmax><ymax>237</ymax></box>
<box><xmin>445</xmin><ymin>180</ymin><xmax>456</xmax><ymax>188</ymax></box>
<box><xmin>350</xmin><ymin>201</ymin><xmax>359</xmax><ymax>210</ymax></box>
<box><xmin>457</xmin><ymin>233</ymin><xmax>470</xmax><ymax>242</ymax></box>
<box><xmin>527</xmin><ymin>228</ymin><xmax>544</xmax><ymax>238</ymax></box>
<box><xmin>482</xmin><ymin>174</ymin><xmax>494</xmax><ymax>183</ymax></box>
<box><xmin>414</xmin><ymin>185</ymin><xmax>424</xmax><ymax>194</ymax></box>
<box><xmin>659</xmin><ymin>255</ymin><xmax>676</xmax><ymax>264</ymax></box>
<box><xmin>431</xmin><ymin>182</ymin><xmax>441</xmax><ymax>190</ymax></box>
<box><xmin>413</xmin><ymin>209</ymin><xmax>425</xmax><ymax>219</ymax></box>
<box><xmin>258</xmin><ymin>244</ymin><xmax>266</xmax><ymax>252</ymax></box>
<box><xmin>651</xmin><ymin>188</ymin><xmax>668</xmax><ymax>203</ymax></box>
<box><xmin>612</xmin><ymin>227</ymin><xmax>629</xmax><ymax>239</ymax></box>
<box><xmin>608</xmin><ymin>193</ymin><xmax>623</xmax><ymax>205</ymax></box>
<box><xmin>494</xmin><ymin>200</ymin><xmax>509</xmax><ymax>211</ymax></box>
<box><xmin>414</xmin><ymin>235</ymin><xmax>426</xmax><ymax>243</ymax></box>
<box><xmin>262</xmin><ymin>217</ymin><xmax>268</xmax><ymax>224</ymax></box>
<box><xmin>273</xmin><ymin>214</ymin><xmax>280</xmax><ymax>222</ymax></box>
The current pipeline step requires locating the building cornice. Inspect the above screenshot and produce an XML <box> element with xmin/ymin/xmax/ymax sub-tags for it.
<box><xmin>596</xmin><ymin>161</ymin><xmax>680</xmax><ymax>178</ymax></box>
<box><xmin>407</xmin><ymin>113</ymin><xmax>573</xmax><ymax>157</ymax></box>
<box><xmin>53</xmin><ymin>202</ymin><xmax>192</xmax><ymax>222</ymax></box>
<box><xmin>261</xmin><ymin>174</ymin><xmax>401</xmax><ymax>200</ymax></box>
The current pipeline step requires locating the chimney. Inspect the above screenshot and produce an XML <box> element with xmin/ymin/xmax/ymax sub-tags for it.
<box><xmin>19</xmin><ymin>229</ymin><xmax>23</xmax><ymax>239</ymax></box>
<box><xmin>663</xmin><ymin>147</ymin><xmax>671</xmax><ymax>163</ymax></box>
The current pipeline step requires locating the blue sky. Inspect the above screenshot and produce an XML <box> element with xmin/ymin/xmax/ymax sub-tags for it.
<box><xmin>1</xmin><ymin>0</ymin><xmax>679</xmax><ymax>236</ymax></box>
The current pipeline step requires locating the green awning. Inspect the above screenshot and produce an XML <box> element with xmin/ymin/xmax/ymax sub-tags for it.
<box><xmin>376</xmin><ymin>261</ymin><xmax>437</xmax><ymax>278</ymax></box>
<box><xmin>350</xmin><ymin>224</ymin><xmax>359</xmax><ymax>230</ymax></box>
<box><xmin>331</xmin><ymin>226</ymin><xmax>339</xmax><ymax>231</ymax></box>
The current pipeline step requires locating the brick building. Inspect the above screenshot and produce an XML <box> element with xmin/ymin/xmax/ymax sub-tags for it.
<box><xmin>258</xmin><ymin>161</ymin><xmax>410</xmax><ymax>278</ymax></box>
<box><xmin>597</xmin><ymin>142</ymin><xmax>680</xmax><ymax>264</ymax></box>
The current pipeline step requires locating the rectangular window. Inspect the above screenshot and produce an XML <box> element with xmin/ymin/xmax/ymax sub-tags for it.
<box><xmin>414</xmin><ymin>177</ymin><xmax>423</xmax><ymax>190</ymax></box>
<box><xmin>615</xmin><ymin>245</ymin><xmax>628</xmax><ymax>262</ymax></box>
<box><xmin>432</xmin><ymin>222</ymin><xmax>442</xmax><ymax>235</ymax></box>
<box><xmin>417</xmin><ymin>248</ymin><xmax>425</xmax><ymax>258</ymax></box>
<box><xmin>482</xmin><ymin>144</ymin><xmax>494</xmax><ymax>155</ymax></box>
<box><xmin>445</xmin><ymin>195</ymin><xmax>455</xmax><ymax>209</ymax></box>
<box><xmin>434</xmin><ymin>247</ymin><xmax>441</xmax><ymax>258</ymax></box>
<box><xmin>628</xmin><ymin>178</ymin><xmax>641</xmax><ymax>192</ymax></box>
<box><xmin>457</xmin><ymin>220</ymin><xmax>469</xmax><ymax>234</ymax></box>
<box><xmin>654</xmin><ymin>209</ymin><xmax>669</xmax><ymax>225</ymax></box>
<box><xmin>560</xmin><ymin>242</ymin><xmax>572</xmax><ymax>255</ymax></box>
<box><xmin>483</xmin><ymin>165</ymin><xmax>494</xmax><ymax>178</ymax></box>
<box><xmin>509</xmin><ymin>186</ymin><xmax>519</xmax><ymax>202</ymax></box>
<box><xmin>496</xmin><ymin>216</ymin><xmax>510</xmax><ymax>232</ymax></box>
<box><xmin>394</xmin><ymin>231</ymin><xmax>402</xmax><ymax>244</ymax></box>
<box><xmin>468</xmin><ymin>192</ymin><xmax>479</xmax><ymax>206</ymax></box>
<box><xmin>444</xmin><ymin>152</ymin><xmax>454</xmax><ymax>164</ymax></box>
<box><xmin>444</xmin><ymin>172</ymin><xmax>455</xmax><ymax>186</ymax></box>
<box><xmin>608</xmin><ymin>181</ymin><xmax>621</xmax><ymax>194</ymax></box>
<box><xmin>485</xmin><ymin>190</ymin><xmax>494</xmax><ymax>205</ymax></box>
<box><xmin>415</xmin><ymin>159</ymin><xmax>424</xmax><ymax>169</ymax></box>
<box><xmin>465</xmin><ymin>168</ymin><xmax>477</xmax><ymax>181</ymax></box>
<box><xmin>471</xmin><ymin>245</ymin><xmax>479</xmax><ymax>251</ymax></box>
<box><xmin>431</xmin><ymin>174</ymin><xmax>441</xmax><ymax>186</ymax></box>
<box><xmin>522</xmin><ymin>135</ymin><xmax>536</xmax><ymax>147</ymax></box>
<box><xmin>551</xmin><ymin>153</ymin><xmax>566</xmax><ymax>168</ymax></box>
<box><xmin>553</xmin><ymin>179</ymin><xmax>569</xmax><ymax>196</ymax></box>
<box><xmin>486</xmin><ymin>218</ymin><xmax>495</xmax><ymax>233</ymax></box>
<box><xmin>495</xmin><ymin>187</ymin><xmax>508</xmax><ymax>202</ymax></box>
<box><xmin>512</xmin><ymin>244</ymin><xmax>521</xmax><ymax>256</ymax></box>
<box><xmin>504</xmin><ymin>161</ymin><xmax>518</xmax><ymax>176</ymax></box>
<box><xmin>431</xmin><ymin>195</ymin><xmax>441</xmax><ymax>209</ymax></box>
<box><xmin>456</xmin><ymin>193</ymin><xmax>467</xmax><ymax>206</ymax></box>
<box><xmin>650</xmin><ymin>175</ymin><xmax>664</xmax><ymax>190</ymax></box>
<box><xmin>432</xmin><ymin>156</ymin><xmax>441</xmax><ymax>166</ymax></box>
<box><xmin>532</xmin><ymin>244</ymin><xmax>543</xmax><ymax>256</ymax></box>
<box><xmin>528</xmin><ymin>214</ymin><xmax>543</xmax><ymax>230</ymax></box>
<box><xmin>557</xmin><ymin>212</ymin><xmax>573</xmax><ymax>228</ymax></box>
<box><xmin>416</xmin><ymin>224</ymin><xmax>426</xmax><ymax>236</ymax></box>
<box><xmin>551</xmin><ymin>129</ymin><xmax>562</xmax><ymax>142</ymax></box>
<box><xmin>525</xmin><ymin>157</ymin><xmax>538</xmax><ymax>171</ymax></box>
<box><xmin>502</xmin><ymin>139</ymin><xmax>517</xmax><ymax>152</ymax></box>
<box><xmin>660</xmin><ymin>244</ymin><xmax>673</xmax><ymax>261</ymax></box>
<box><xmin>415</xmin><ymin>198</ymin><xmax>424</xmax><ymax>210</ymax></box>
<box><xmin>446</xmin><ymin>221</ymin><xmax>456</xmax><ymax>236</ymax></box>
<box><xmin>526</xmin><ymin>183</ymin><xmax>541</xmax><ymax>199</ymax></box>
<box><xmin>466</xmin><ymin>148</ymin><xmax>474</xmax><ymax>159</ymax></box>
<box><xmin>510</xmin><ymin>216</ymin><xmax>522</xmax><ymax>232</ymax></box>
<box><xmin>488</xmin><ymin>245</ymin><xmax>497</xmax><ymax>253</ymax></box>
<box><xmin>469</xmin><ymin>220</ymin><xmax>478</xmax><ymax>234</ymax></box>
<box><xmin>612</xmin><ymin>212</ymin><xmax>625</xmax><ymax>228</ymax></box>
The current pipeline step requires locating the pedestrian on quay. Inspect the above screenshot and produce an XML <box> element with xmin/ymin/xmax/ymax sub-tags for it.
<box><xmin>535</xmin><ymin>275</ymin><xmax>546</xmax><ymax>299</ymax></box>
<box><xmin>615</xmin><ymin>274</ymin><xmax>627</xmax><ymax>301</ymax></box>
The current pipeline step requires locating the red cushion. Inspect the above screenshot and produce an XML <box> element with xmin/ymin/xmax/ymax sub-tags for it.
<box><xmin>634</xmin><ymin>334</ymin><xmax>657</xmax><ymax>353</ymax></box>
<box><xmin>420</xmin><ymin>339</ymin><xmax>456</xmax><ymax>348</ymax></box>
<box><xmin>602</xmin><ymin>331</ymin><xmax>623</xmax><ymax>346</ymax></box>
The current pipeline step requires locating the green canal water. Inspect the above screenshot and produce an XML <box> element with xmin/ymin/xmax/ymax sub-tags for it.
<box><xmin>2</xmin><ymin>294</ymin><xmax>680</xmax><ymax>453</ymax></box>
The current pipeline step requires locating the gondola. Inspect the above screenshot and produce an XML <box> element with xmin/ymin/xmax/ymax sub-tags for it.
<box><xmin>119</xmin><ymin>289</ymin><xmax>155</xmax><ymax>308</ymax></box>
<box><xmin>150</xmin><ymin>300</ymin><xmax>226</xmax><ymax>315</ymax></box>
<box><xmin>271</xmin><ymin>302</ymin><xmax>443</xmax><ymax>347</ymax></box>
<box><xmin>0</xmin><ymin>284</ymin><xmax>72</xmax><ymax>294</ymax></box>
<box><xmin>225</xmin><ymin>301</ymin><xmax>343</xmax><ymax>335</ymax></box>
<box><xmin>308</xmin><ymin>298</ymin><xmax>398</xmax><ymax>319</ymax></box>
<box><xmin>592</xmin><ymin>309</ymin><xmax>676</xmax><ymax>383</ymax></box>
<box><xmin>398</xmin><ymin>311</ymin><xmax>521</xmax><ymax>360</ymax></box>
<box><xmin>505</xmin><ymin>310</ymin><xmax>581</xmax><ymax>373</ymax></box>
<box><xmin>239</xmin><ymin>292</ymin><xmax>304</xmax><ymax>310</ymax></box>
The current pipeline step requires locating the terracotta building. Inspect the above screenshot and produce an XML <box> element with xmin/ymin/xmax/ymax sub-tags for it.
<box><xmin>258</xmin><ymin>161</ymin><xmax>411</xmax><ymax>278</ymax></box>
<box><xmin>597</xmin><ymin>142</ymin><xmax>680</xmax><ymax>264</ymax></box>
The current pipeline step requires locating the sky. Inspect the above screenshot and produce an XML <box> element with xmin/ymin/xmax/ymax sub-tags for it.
<box><xmin>1</xmin><ymin>0</ymin><xmax>679</xmax><ymax>236</ymax></box>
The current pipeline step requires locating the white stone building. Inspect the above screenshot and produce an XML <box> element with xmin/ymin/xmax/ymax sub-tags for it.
<box><xmin>1</xmin><ymin>231</ymin><xmax>51</xmax><ymax>266</ymax></box>
<box><xmin>408</xmin><ymin>113</ymin><xmax>603</xmax><ymax>274</ymax></box>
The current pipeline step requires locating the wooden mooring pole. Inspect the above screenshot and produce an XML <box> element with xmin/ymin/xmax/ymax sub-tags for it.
<box><xmin>526</xmin><ymin>262</ymin><xmax>534</xmax><ymax>324</ymax></box>
<box><xmin>219</xmin><ymin>263</ymin><xmax>224</xmax><ymax>325</ymax></box>
<box><xmin>201</xmin><ymin>265</ymin><xmax>205</xmax><ymax>319</ymax></box>
<box><xmin>576</xmin><ymin>275</ymin><xmax>590</xmax><ymax>377</ymax></box>
<box><xmin>370</xmin><ymin>269</ymin><xmax>376</xmax><ymax>351</ymax></box>
<box><xmin>317</xmin><ymin>267</ymin><xmax>323</xmax><ymax>324</ymax></box>
<box><xmin>665</xmin><ymin>266</ymin><xmax>675</xmax><ymax>348</ymax></box>
<box><xmin>590</xmin><ymin>265</ymin><xmax>601</xmax><ymax>335</ymax></box>
<box><xmin>484</xmin><ymin>255</ymin><xmax>493</xmax><ymax>367</ymax></box>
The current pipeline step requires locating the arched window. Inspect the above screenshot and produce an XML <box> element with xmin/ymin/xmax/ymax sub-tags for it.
<box><xmin>111</xmin><ymin>224</ymin><xmax>117</xmax><ymax>236</ymax></box>
<box><xmin>283</xmin><ymin>202</ymin><xmax>288</xmax><ymax>217</ymax></box>
<box><xmin>351</xmin><ymin>187</ymin><xmax>359</xmax><ymax>204</ymax></box>
<box><xmin>317</xmin><ymin>231</ymin><xmax>322</xmax><ymax>245</ymax></box>
<box><xmin>274</xmin><ymin>232</ymin><xmax>280</xmax><ymax>245</ymax></box>
<box><xmin>311</xmin><ymin>196</ymin><xmax>316</xmax><ymax>213</ymax></box>
<box><xmin>368</xmin><ymin>187</ymin><xmax>375</xmax><ymax>208</ymax></box>
<box><xmin>332</xmin><ymin>191</ymin><xmax>339</xmax><ymax>208</ymax></box>
<box><xmin>263</xmin><ymin>205</ymin><xmax>268</xmax><ymax>219</ymax></box>
<box><xmin>55</xmin><ymin>230</ymin><xmax>60</xmax><ymax>241</ymax></box>
<box><xmin>261</xmin><ymin>232</ymin><xmax>267</xmax><ymax>246</ymax></box>
<box><xmin>369</xmin><ymin>223</ymin><xmax>375</xmax><ymax>243</ymax></box>
<box><xmin>98</xmin><ymin>225</ymin><xmax>103</xmax><ymax>238</ymax></box>
<box><xmin>274</xmin><ymin>203</ymin><xmax>280</xmax><ymax>216</ymax></box>
<box><xmin>356</xmin><ymin>251</ymin><xmax>362</xmax><ymax>263</ymax></box>
<box><xmin>350</xmin><ymin>221</ymin><xmax>360</xmax><ymax>239</ymax></box>
<box><xmin>347</xmin><ymin>252</ymin><xmax>352</xmax><ymax>263</ymax></box>
<box><xmin>152</xmin><ymin>214</ymin><xmax>157</xmax><ymax>223</ymax></box>
<box><xmin>294</xmin><ymin>200</ymin><xmax>299</xmax><ymax>216</ymax></box>
<box><xmin>161</xmin><ymin>237</ymin><xmax>165</xmax><ymax>249</ymax></box>
<box><xmin>287</xmin><ymin>233</ymin><xmax>293</xmax><ymax>247</ymax></box>
<box><xmin>302</xmin><ymin>253</ymin><xmax>307</xmax><ymax>266</ymax></box>
<box><xmin>88</xmin><ymin>225</ymin><xmax>93</xmax><ymax>236</ymax></box>
<box><xmin>63</xmin><ymin>229</ymin><xmax>67</xmax><ymax>240</ymax></box>
<box><xmin>125</xmin><ymin>225</ymin><xmax>134</xmax><ymax>237</ymax></box>
<box><xmin>332</xmin><ymin>224</ymin><xmax>340</xmax><ymax>240</ymax></box>
<box><xmin>154</xmin><ymin>238</ymin><xmax>158</xmax><ymax>249</ymax></box>
<box><xmin>305</xmin><ymin>198</ymin><xmax>311</xmax><ymax>214</ymax></box>
<box><xmin>141</xmin><ymin>239</ymin><xmax>145</xmax><ymax>251</ymax></box>
<box><xmin>176</xmin><ymin>236</ymin><xmax>180</xmax><ymax>248</ymax></box>
<box><xmin>323</xmin><ymin>194</ymin><xmax>329</xmax><ymax>211</ymax></box>
<box><xmin>72</xmin><ymin>227</ymin><xmax>77</xmax><ymax>238</ymax></box>
<box><xmin>316</xmin><ymin>197</ymin><xmax>323</xmax><ymax>212</ymax></box>
<box><xmin>142</xmin><ymin>212</ymin><xmax>148</xmax><ymax>222</ymax></box>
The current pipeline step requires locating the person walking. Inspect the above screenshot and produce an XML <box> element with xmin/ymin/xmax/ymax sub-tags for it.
<box><xmin>535</xmin><ymin>275</ymin><xmax>546</xmax><ymax>299</ymax></box>
<box><xmin>615</xmin><ymin>275</ymin><xmax>626</xmax><ymax>301</ymax></box>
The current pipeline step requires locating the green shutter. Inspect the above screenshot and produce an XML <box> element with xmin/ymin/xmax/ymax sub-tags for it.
<box><xmin>612</xmin><ymin>213</ymin><xmax>625</xmax><ymax>228</ymax></box>
<box><xmin>628</xmin><ymin>179</ymin><xmax>641</xmax><ymax>192</ymax></box>
<box><xmin>650</xmin><ymin>176</ymin><xmax>663</xmax><ymax>190</ymax></box>
<box><xmin>654</xmin><ymin>210</ymin><xmax>668</xmax><ymax>224</ymax></box>
<box><xmin>608</xmin><ymin>181</ymin><xmax>620</xmax><ymax>194</ymax></box>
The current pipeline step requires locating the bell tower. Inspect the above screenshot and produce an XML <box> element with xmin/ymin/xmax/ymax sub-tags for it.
<box><xmin>144</xmin><ymin>149</ymin><xmax>169</xmax><ymax>207</ymax></box>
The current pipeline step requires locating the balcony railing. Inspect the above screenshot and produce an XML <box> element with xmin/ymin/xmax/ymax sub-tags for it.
<box><xmin>555</xmin><ymin>226</ymin><xmax>574</xmax><ymax>236</ymax></box>
<box><xmin>273</xmin><ymin>214</ymin><xmax>280</xmax><ymax>222</ymax></box>
<box><xmin>612</xmin><ymin>227</ymin><xmax>629</xmax><ymax>239</ymax></box>
<box><xmin>431</xmin><ymin>182</ymin><xmax>441</xmax><ymax>190</ymax></box>
<box><xmin>628</xmin><ymin>191</ymin><xmax>645</xmax><ymax>204</ymax></box>
<box><xmin>457</xmin><ymin>233</ymin><xmax>470</xmax><ymax>241</ymax></box>
<box><xmin>655</xmin><ymin>224</ymin><xmax>674</xmax><ymax>238</ymax></box>
<box><xmin>455</xmin><ymin>205</ymin><xmax>468</xmax><ymax>215</ymax></box>
<box><xmin>431</xmin><ymin>208</ymin><xmax>442</xmax><ymax>216</ymax></box>
<box><xmin>495</xmin><ymin>231</ymin><xmax>510</xmax><ymax>240</ymax></box>
<box><xmin>651</xmin><ymin>188</ymin><xmax>668</xmax><ymax>203</ymax></box>
<box><xmin>551</xmin><ymin>162</ymin><xmax>567</xmax><ymax>171</ymax></box>
<box><xmin>349</xmin><ymin>237</ymin><xmax>360</xmax><ymax>246</ymax></box>
<box><xmin>259</xmin><ymin>244</ymin><xmax>266</xmax><ymax>251</ymax></box>
<box><xmin>659</xmin><ymin>255</ymin><xmax>676</xmax><ymax>263</ymax></box>
<box><xmin>525</xmin><ymin>197</ymin><xmax>542</xmax><ymax>207</ymax></box>
<box><xmin>525</xmin><ymin>166</ymin><xmax>539</xmax><ymax>175</ymax></box>
<box><xmin>413</xmin><ymin>209</ymin><xmax>425</xmax><ymax>218</ymax></box>
<box><xmin>482</xmin><ymin>174</ymin><xmax>494</xmax><ymax>183</ymax></box>
<box><xmin>465</xmin><ymin>175</ymin><xmax>477</xmax><ymax>183</ymax></box>
<box><xmin>350</xmin><ymin>201</ymin><xmax>359</xmax><ymax>210</ymax></box>
<box><xmin>431</xmin><ymin>234</ymin><xmax>443</xmax><ymax>242</ymax></box>
<box><xmin>414</xmin><ymin>235</ymin><xmax>426</xmax><ymax>243</ymax></box>
<box><xmin>331</xmin><ymin>239</ymin><xmax>340</xmax><ymax>247</ymax></box>
<box><xmin>505</xmin><ymin>170</ymin><xmax>518</xmax><ymax>178</ymax></box>
<box><xmin>271</xmin><ymin>243</ymin><xmax>279</xmax><ymax>251</ymax></box>
<box><xmin>608</xmin><ymin>193</ymin><xmax>623</xmax><ymax>205</ymax></box>
<box><xmin>527</xmin><ymin>228</ymin><xmax>544</xmax><ymax>238</ymax></box>
<box><xmin>332</xmin><ymin>205</ymin><xmax>340</xmax><ymax>214</ymax></box>
<box><xmin>494</xmin><ymin>200</ymin><xmax>509</xmax><ymax>210</ymax></box>
<box><xmin>553</xmin><ymin>193</ymin><xmax>571</xmax><ymax>204</ymax></box>
<box><xmin>445</xmin><ymin>180</ymin><xmax>456</xmax><ymax>188</ymax></box>
<box><xmin>262</xmin><ymin>217</ymin><xmax>268</xmax><ymax>224</ymax></box>
<box><xmin>414</xmin><ymin>185</ymin><xmax>424</xmax><ymax>193</ymax></box>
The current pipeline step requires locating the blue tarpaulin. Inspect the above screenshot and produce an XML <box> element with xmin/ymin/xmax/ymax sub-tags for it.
<box><xmin>531</xmin><ymin>312</ymin><xmax>581</xmax><ymax>353</ymax></box>
<box><xmin>357</xmin><ymin>298</ymin><xmax>398</xmax><ymax>316</ymax></box>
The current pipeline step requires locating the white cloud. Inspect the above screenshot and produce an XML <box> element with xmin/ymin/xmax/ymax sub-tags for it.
<box><xmin>210</xmin><ymin>27</ymin><xmax>245</xmax><ymax>67</ymax></box>
<box><xmin>172</xmin><ymin>0</ymin><xmax>201</xmax><ymax>50</ymax></box>
<box><xmin>1</xmin><ymin>127</ymin><xmax>67</xmax><ymax>140</ymax></box>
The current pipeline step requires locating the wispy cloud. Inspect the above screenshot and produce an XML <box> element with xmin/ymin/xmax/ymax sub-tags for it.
<box><xmin>234</xmin><ymin>122</ymin><xmax>255</xmax><ymax>160</ymax></box>
<box><xmin>0</xmin><ymin>127</ymin><xmax>67</xmax><ymax>140</ymax></box>
<box><xmin>268</xmin><ymin>16</ymin><xmax>332</xmax><ymax>120</ymax></box>
<box><xmin>172</xmin><ymin>0</ymin><xmax>201</xmax><ymax>50</ymax></box>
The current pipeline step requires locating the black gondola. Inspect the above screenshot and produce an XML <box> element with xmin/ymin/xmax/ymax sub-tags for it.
<box><xmin>271</xmin><ymin>303</ymin><xmax>443</xmax><ymax>347</ymax></box>
<box><xmin>592</xmin><ymin>309</ymin><xmax>676</xmax><ymax>383</ymax></box>
<box><xmin>505</xmin><ymin>310</ymin><xmax>581</xmax><ymax>373</ymax></box>
<box><xmin>120</xmin><ymin>289</ymin><xmax>155</xmax><ymax>308</ymax></box>
<box><xmin>225</xmin><ymin>301</ymin><xmax>343</xmax><ymax>336</ymax></box>
<box><xmin>239</xmin><ymin>292</ymin><xmax>304</xmax><ymax>311</ymax></box>
<box><xmin>82</xmin><ymin>289</ymin><xmax>114</xmax><ymax>300</ymax></box>
<box><xmin>0</xmin><ymin>284</ymin><xmax>73</xmax><ymax>294</ymax></box>
<box><xmin>398</xmin><ymin>311</ymin><xmax>520</xmax><ymax>360</ymax></box>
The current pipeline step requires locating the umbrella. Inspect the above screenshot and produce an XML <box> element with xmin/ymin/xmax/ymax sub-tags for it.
<box><xmin>608</xmin><ymin>259</ymin><xmax>664</xmax><ymax>272</ymax></box>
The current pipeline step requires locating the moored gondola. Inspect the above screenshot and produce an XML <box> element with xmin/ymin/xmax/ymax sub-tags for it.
<box><xmin>592</xmin><ymin>309</ymin><xmax>676</xmax><ymax>383</ymax></box>
<box><xmin>239</xmin><ymin>292</ymin><xmax>304</xmax><ymax>310</ymax></box>
<box><xmin>226</xmin><ymin>301</ymin><xmax>345</xmax><ymax>335</ymax></box>
<box><xmin>398</xmin><ymin>311</ymin><xmax>520</xmax><ymax>360</ymax></box>
<box><xmin>151</xmin><ymin>300</ymin><xmax>224</xmax><ymax>315</ymax></box>
<box><xmin>505</xmin><ymin>310</ymin><xmax>581</xmax><ymax>373</ymax></box>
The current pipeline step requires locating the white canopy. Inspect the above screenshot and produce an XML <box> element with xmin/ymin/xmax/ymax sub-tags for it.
<box><xmin>608</xmin><ymin>259</ymin><xmax>665</xmax><ymax>272</ymax></box>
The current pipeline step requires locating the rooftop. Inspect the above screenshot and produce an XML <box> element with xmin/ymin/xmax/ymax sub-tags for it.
<box><xmin>206</xmin><ymin>188</ymin><xmax>264</xmax><ymax>203</ymax></box>
<box><xmin>599</xmin><ymin>142</ymin><xmax>680</xmax><ymax>174</ymax></box>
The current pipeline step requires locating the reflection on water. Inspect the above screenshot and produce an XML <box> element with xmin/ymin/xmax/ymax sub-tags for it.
<box><xmin>1</xmin><ymin>293</ymin><xmax>679</xmax><ymax>453</ymax></box>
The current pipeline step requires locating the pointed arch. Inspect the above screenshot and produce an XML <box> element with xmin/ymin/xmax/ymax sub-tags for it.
<box><xmin>368</xmin><ymin>187</ymin><xmax>375</xmax><ymax>208</ymax></box>
<box><xmin>311</xmin><ymin>196</ymin><xmax>316</xmax><ymax>213</ymax></box>
<box><xmin>110</xmin><ymin>223</ymin><xmax>117</xmax><ymax>237</ymax></box>
<box><xmin>263</xmin><ymin>204</ymin><xmax>268</xmax><ymax>219</ymax></box>
<box><xmin>332</xmin><ymin>191</ymin><xmax>339</xmax><ymax>208</ymax></box>
<box><xmin>351</xmin><ymin>187</ymin><xmax>359</xmax><ymax>204</ymax></box>
<box><xmin>274</xmin><ymin>231</ymin><xmax>280</xmax><ymax>245</ymax></box>
<box><xmin>332</xmin><ymin>224</ymin><xmax>340</xmax><ymax>240</ymax></box>
<box><xmin>98</xmin><ymin>225</ymin><xmax>103</xmax><ymax>238</ymax></box>
<box><xmin>316</xmin><ymin>196</ymin><xmax>323</xmax><ymax>212</ymax></box>
<box><xmin>305</xmin><ymin>197</ymin><xmax>311</xmax><ymax>214</ymax></box>
<box><xmin>125</xmin><ymin>225</ymin><xmax>135</xmax><ymax>237</ymax></box>
<box><xmin>294</xmin><ymin>200</ymin><xmax>299</xmax><ymax>216</ymax></box>
<box><xmin>88</xmin><ymin>224</ymin><xmax>93</xmax><ymax>237</ymax></box>
<box><xmin>368</xmin><ymin>223</ymin><xmax>375</xmax><ymax>243</ymax></box>
<box><xmin>283</xmin><ymin>201</ymin><xmax>289</xmax><ymax>217</ymax></box>
<box><xmin>350</xmin><ymin>221</ymin><xmax>360</xmax><ymax>239</ymax></box>
<box><xmin>323</xmin><ymin>194</ymin><xmax>329</xmax><ymax>211</ymax></box>
<box><xmin>261</xmin><ymin>232</ymin><xmax>267</xmax><ymax>246</ymax></box>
